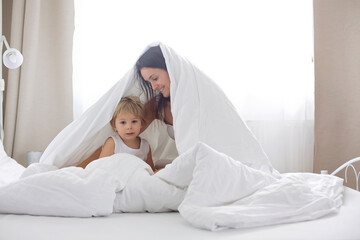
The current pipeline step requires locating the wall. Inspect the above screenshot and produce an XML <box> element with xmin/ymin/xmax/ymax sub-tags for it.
<box><xmin>2</xmin><ymin>0</ymin><xmax>12</xmax><ymax>90</ymax></box>
<box><xmin>314</xmin><ymin>0</ymin><xmax>360</xmax><ymax>189</ymax></box>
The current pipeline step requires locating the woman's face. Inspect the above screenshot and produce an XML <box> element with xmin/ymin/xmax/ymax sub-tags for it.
<box><xmin>140</xmin><ymin>67</ymin><xmax>171</xmax><ymax>98</ymax></box>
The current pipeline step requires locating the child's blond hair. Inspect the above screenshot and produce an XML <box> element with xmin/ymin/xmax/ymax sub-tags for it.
<box><xmin>110</xmin><ymin>96</ymin><xmax>145</xmax><ymax>129</ymax></box>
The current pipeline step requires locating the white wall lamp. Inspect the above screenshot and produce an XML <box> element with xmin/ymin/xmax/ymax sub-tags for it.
<box><xmin>0</xmin><ymin>35</ymin><xmax>23</xmax><ymax>141</ymax></box>
<box><xmin>1</xmin><ymin>36</ymin><xmax>23</xmax><ymax>69</ymax></box>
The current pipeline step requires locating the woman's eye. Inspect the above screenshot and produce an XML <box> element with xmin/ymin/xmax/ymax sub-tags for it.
<box><xmin>153</xmin><ymin>77</ymin><xmax>158</xmax><ymax>81</ymax></box>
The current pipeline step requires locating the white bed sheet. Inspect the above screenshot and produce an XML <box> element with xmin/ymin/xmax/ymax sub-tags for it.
<box><xmin>0</xmin><ymin>187</ymin><xmax>359</xmax><ymax>240</ymax></box>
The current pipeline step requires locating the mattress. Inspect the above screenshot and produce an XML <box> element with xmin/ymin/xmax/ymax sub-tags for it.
<box><xmin>0</xmin><ymin>187</ymin><xmax>359</xmax><ymax>240</ymax></box>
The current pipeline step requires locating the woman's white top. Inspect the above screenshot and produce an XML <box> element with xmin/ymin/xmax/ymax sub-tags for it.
<box><xmin>163</xmin><ymin>107</ymin><xmax>175</xmax><ymax>140</ymax></box>
<box><xmin>167</xmin><ymin>124</ymin><xmax>175</xmax><ymax>140</ymax></box>
<box><xmin>110</xmin><ymin>134</ymin><xmax>149</xmax><ymax>161</ymax></box>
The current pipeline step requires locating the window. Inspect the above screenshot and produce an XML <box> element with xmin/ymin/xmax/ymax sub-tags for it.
<box><xmin>73</xmin><ymin>0</ymin><xmax>314</xmax><ymax>172</ymax></box>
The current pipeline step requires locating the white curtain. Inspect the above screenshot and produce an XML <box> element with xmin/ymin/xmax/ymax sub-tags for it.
<box><xmin>73</xmin><ymin>0</ymin><xmax>314</xmax><ymax>173</ymax></box>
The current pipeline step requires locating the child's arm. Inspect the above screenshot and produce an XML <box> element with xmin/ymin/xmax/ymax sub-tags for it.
<box><xmin>145</xmin><ymin>146</ymin><xmax>156</xmax><ymax>172</ymax></box>
<box><xmin>99</xmin><ymin>138</ymin><xmax>115</xmax><ymax>159</ymax></box>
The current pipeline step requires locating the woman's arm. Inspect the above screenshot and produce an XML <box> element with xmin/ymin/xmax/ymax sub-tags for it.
<box><xmin>77</xmin><ymin>138</ymin><xmax>115</xmax><ymax>169</ymax></box>
<box><xmin>145</xmin><ymin>146</ymin><xmax>156</xmax><ymax>172</ymax></box>
<box><xmin>76</xmin><ymin>147</ymin><xmax>102</xmax><ymax>168</ymax></box>
<box><xmin>140</xmin><ymin>97</ymin><xmax>157</xmax><ymax>134</ymax></box>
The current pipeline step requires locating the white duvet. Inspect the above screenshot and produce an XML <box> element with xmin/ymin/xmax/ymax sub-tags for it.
<box><xmin>0</xmin><ymin>43</ymin><xmax>343</xmax><ymax>231</ymax></box>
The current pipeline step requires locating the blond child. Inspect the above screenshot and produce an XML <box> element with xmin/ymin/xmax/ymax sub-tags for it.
<box><xmin>78</xmin><ymin>96</ymin><xmax>155</xmax><ymax>171</ymax></box>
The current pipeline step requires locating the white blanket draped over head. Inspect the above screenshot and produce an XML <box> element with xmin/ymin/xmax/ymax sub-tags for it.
<box><xmin>0</xmin><ymin>43</ymin><xmax>343</xmax><ymax>231</ymax></box>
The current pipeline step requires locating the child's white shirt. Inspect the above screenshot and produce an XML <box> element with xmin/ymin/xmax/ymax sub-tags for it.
<box><xmin>110</xmin><ymin>134</ymin><xmax>149</xmax><ymax>162</ymax></box>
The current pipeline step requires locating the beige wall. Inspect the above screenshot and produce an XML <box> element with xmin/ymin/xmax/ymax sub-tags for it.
<box><xmin>2</xmin><ymin>0</ymin><xmax>12</xmax><ymax>86</ymax></box>
<box><xmin>314</xmin><ymin>0</ymin><xmax>360</xmax><ymax>189</ymax></box>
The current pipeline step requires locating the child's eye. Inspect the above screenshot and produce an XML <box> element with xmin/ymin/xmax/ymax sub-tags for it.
<box><xmin>120</xmin><ymin>121</ymin><xmax>126</xmax><ymax>124</ymax></box>
<box><xmin>132</xmin><ymin>120</ymin><xmax>138</xmax><ymax>124</ymax></box>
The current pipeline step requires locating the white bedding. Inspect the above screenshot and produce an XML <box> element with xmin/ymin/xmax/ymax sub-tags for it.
<box><xmin>0</xmin><ymin>187</ymin><xmax>359</xmax><ymax>240</ymax></box>
<box><xmin>0</xmin><ymin>43</ymin><xmax>346</xmax><ymax>231</ymax></box>
<box><xmin>0</xmin><ymin>142</ymin><xmax>343</xmax><ymax>231</ymax></box>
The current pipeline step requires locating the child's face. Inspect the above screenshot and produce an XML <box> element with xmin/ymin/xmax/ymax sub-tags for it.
<box><xmin>114</xmin><ymin>111</ymin><xmax>142</xmax><ymax>141</ymax></box>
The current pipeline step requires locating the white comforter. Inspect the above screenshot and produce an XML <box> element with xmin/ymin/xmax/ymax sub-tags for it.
<box><xmin>0</xmin><ymin>142</ymin><xmax>343</xmax><ymax>231</ymax></box>
<box><xmin>0</xmin><ymin>43</ymin><xmax>344</xmax><ymax>230</ymax></box>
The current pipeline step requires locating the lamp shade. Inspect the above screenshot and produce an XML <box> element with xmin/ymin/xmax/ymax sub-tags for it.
<box><xmin>3</xmin><ymin>48</ymin><xmax>23</xmax><ymax>69</ymax></box>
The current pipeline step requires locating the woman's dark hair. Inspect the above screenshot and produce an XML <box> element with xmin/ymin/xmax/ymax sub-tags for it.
<box><xmin>136</xmin><ymin>46</ymin><xmax>168</xmax><ymax>121</ymax></box>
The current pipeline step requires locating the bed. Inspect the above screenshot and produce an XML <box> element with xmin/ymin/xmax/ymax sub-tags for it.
<box><xmin>0</xmin><ymin>153</ymin><xmax>359</xmax><ymax>240</ymax></box>
<box><xmin>0</xmin><ymin>186</ymin><xmax>358</xmax><ymax>240</ymax></box>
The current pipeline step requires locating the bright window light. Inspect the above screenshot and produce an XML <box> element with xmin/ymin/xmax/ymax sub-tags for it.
<box><xmin>73</xmin><ymin>0</ymin><xmax>314</xmax><ymax>172</ymax></box>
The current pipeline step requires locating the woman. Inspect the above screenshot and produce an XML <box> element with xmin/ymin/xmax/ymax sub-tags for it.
<box><xmin>136</xmin><ymin>46</ymin><xmax>174</xmax><ymax>140</ymax></box>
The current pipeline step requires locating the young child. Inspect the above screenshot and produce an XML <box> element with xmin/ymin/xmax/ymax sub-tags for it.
<box><xmin>78</xmin><ymin>96</ymin><xmax>156</xmax><ymax>171</ymax></box>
